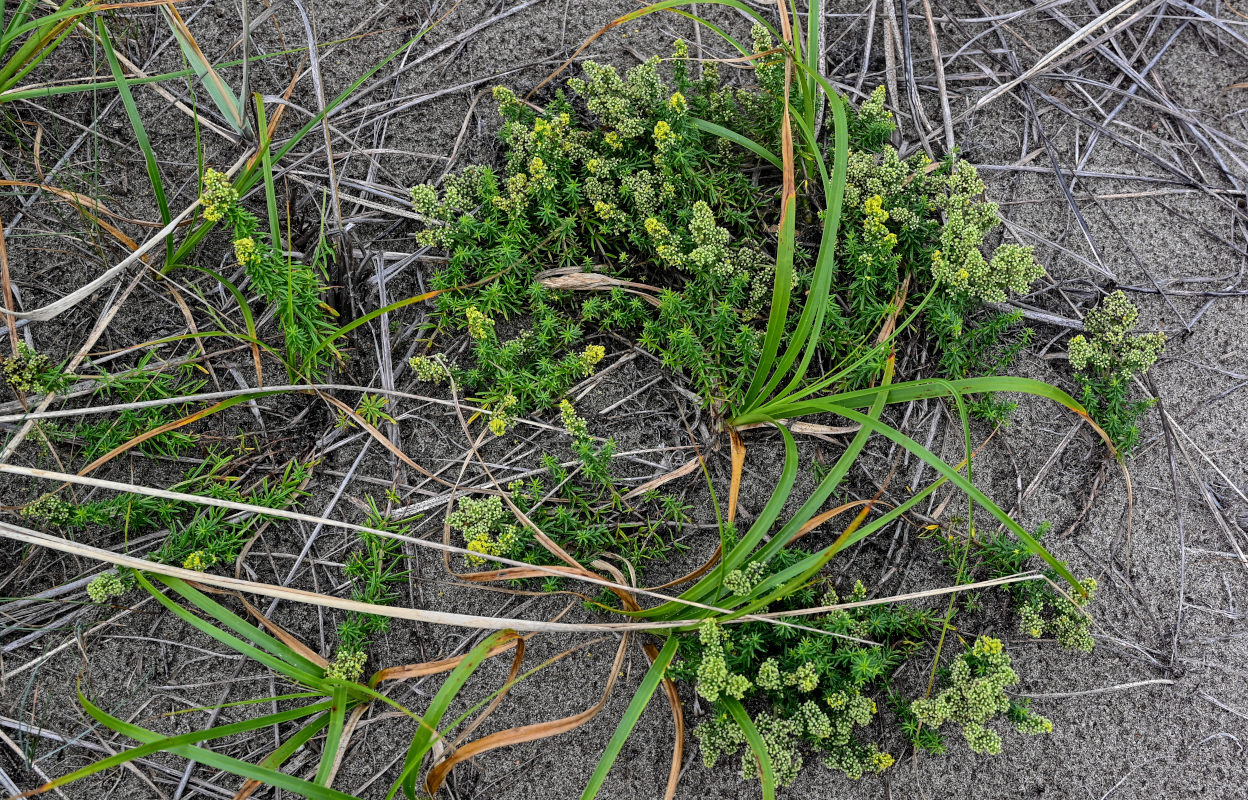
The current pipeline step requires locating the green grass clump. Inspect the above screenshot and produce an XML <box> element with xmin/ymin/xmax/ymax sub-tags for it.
<box><xmin>1068</xmin><ymin>290</ymin><xmax>1165</xmax><ymax>451</ymax></box>
<box><xmin>410</xmin><ymin>41</ymin><xmax>1048</xmax><ymax>419</ymax></box>
<box><xmin>408</xmin><ymin>46</ymin><xmax>777</xmax><ymax>406</ymax></box>
<box><xmin>398</xmin><ymin>31</ymin><xmax>1104</xmax><ymax>794</ymax></box>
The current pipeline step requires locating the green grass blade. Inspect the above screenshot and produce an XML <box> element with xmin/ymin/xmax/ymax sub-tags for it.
<box><xmin>741</xmin><ymin>190</ymin><xmax>797</xmax><ymax>408</ymax></box>
<box><xmin>258</xmin><ymin>712</ymin><xmax>330</xmax><ymax>770</ymax></box>
<box><xmin>0</xmin><ymin>49</ymin><xmax>302</xmax><ymax>103</ymax></box>
<box><xmin>0</xmin><ymin>6</ymin><xmax>84</xmax><ymax>87</ymax></box>
<box><xmin>629</xmin><ymin>426</ymin><xmax>798</xmax><ymax>620</ymax></box>
<box><xmin>97</xmin><ymin>17</ymin><xmax>173</xmax><ymax>265</ymax></box>
<box><xmin>315</xmin><ymin>683</ymin><xmax>349</xmax><ymax>787</ymax></box>
<box><xmin>724</xmin><ymin>697</ymin><xmax>775</xmax><ymax>800</ymax></box>
<box><xmin>0</xmin><ymin>1</ymin><xmax>90</xmax><ymax>52</ymax></box>
<box><xmin>153</xmin><ymin>573</ymin><xmax>326</xmax><ymax>675</ymax></box>
<box><xmin>747</xmin><ymin>353</ymin><xmax>893</xmax><ymax>570</ymax></box>
<box><xmin>761</xmin><ymin>375</ymin><xmax>1092</xmax><ymax>423</ymax></box>
<box><xmin>39</xmin><ymin>696</ymin><xmax>331</xmax><ymax>792</ymax></box>
<box><xmin>580</xmin><ymin>636</ymin><xmax>679</xmax><ymax>800</ymax></box>
<box><xmin>388</xmin><ymin>630</ymin><xmax>513</xmax><ymax>800</ymax></box>
<box><xmin>689</xmin><ymin>118</ymin><xmax>781</xmax><ymax>168</ymax></box>
<box><xmin>158</xmin><ymin>3</ymin><xmax>245</xmax><ymax>134</ymax></box>
<box><xmin>135</xmin><ymin>572</ymin><xmax>327</xmax><ymax>687</ymax></box>
<box><xmin>744</xmin><ymin>101</ymin><xmax>843</xmax><ymax>408</ymax></box>
<box><xmin>727</xmin><ymin>473</ymin><xmax>947</xmax><ymax>619</ymax></box>
<box><xmin>255</xmin><ymin>95</ymin><xmax>282</xmax><ymax>248</ymax></box>
<box><xmin>173</xmin><ymin>265</ymin><xmax>261</xmax><ymax>346</ymax></box>
<box><xmin>804</xmin><ymin>0</ymin><xmax>820</xmax><ymax>128</ymax></box>
<box><xmin>767</xmin><ymin>92</ymin><xmax>850</xmax><ymax>401</ymax></box>
<box><xmin>78</xmin><ymin>694</ymin><xmax>360</xmax><ymax>800</ymax></box>
<box><xmin>802</xmin><ymin>407</ymin><xmax>1081</xmax><ymax>590</ymax></box>
<box><xmin>0</xmin><ymin>12</ymin><xmax>77</xmax><ymax>93</ymax></box>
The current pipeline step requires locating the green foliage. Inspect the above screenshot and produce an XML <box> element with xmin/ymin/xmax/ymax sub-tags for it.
<box><xmin>975</xmin><ymin>524</ymin><xmax>1098</xmax><ymax>652</ymax></box>
<box><xmin>86</xmin><ymin>570</ymin><xmax>129</xmax><ymax>604</ymax></box>
<box><xmin>355</xmin><ymin>393</ymin><xmax>394</xmax><ymax>426</ymax></box>
<box><xmin>443</xmin><ymin>456</ymin><xmax>686</xmax><ymax>578</ymax></box>
<box><xmin>20</xmin><ymin>446</ymin><xmax>242</xmax><ymax>537</ymax></box>
<box><xmin>1068</xmin><ymin>290</ymin><xmax>1165</xmax><ymax>451</ymax></box>
<box><xmin>672</xmin><ymin>576</ymin><xmax>934</xmax><ymax>785</ymax></box>
<box><xmin>909</xmin><ymin>636</ymin><xmax>1052</xmax><ymax>754</ymax></box>
<box><xmin>152</xmin><ymin>459</ymin><xmax>312</xmax><ymax>569</ymax></box>
<box><xmin>2</xmin><ymin>342</ymin><xmax>71</xmax><ymax>395</ymax></box>
<box><xmin>558</xmin><ymin>399</ymin><xmax>614</xmax><ymax>487</ymax></box>
<box><xmin>409</xmin><ymin>45</ymin><xmax>1048</xmax><ymax>420</ymax></box>
<box><xmin>395</xmin><ymin>25</ymin><xmax>1097</xmax><ymax>793</ymax></box>
<box><xmin>0</xmin><ymin>0</ymin><xmax>97</xmax><ymax>100</ymax></box>
<box><xmin>43</xmin><ymin>355</ymin><xmax>203</xmax><ymax>461</ymax></box>
<box><xmin>337</xmin><ymin>498</ymin><xmax>408</xmax><ymax>654</ymax></box>
<box><xmin>410</xmin><ymin>48</ymin><xmax>775</xmax><ymax>407</ymax></box>
<box><xmin>199</xmin><ymin>168</ymin><xmax>339</xmax><ymax>379</ymax></box>
<box><xmin>409</xmin><ymin>301</ymin><xmax>607</xmax><ymax>435</ymax></box>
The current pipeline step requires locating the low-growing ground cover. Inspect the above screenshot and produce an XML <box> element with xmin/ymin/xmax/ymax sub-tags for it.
<box><xmin>0</xmin><ymin>1</ymin><xmax>1244</xmax><ymax>799</ymax></box>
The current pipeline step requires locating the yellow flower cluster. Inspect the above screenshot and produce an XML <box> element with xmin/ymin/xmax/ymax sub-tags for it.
<box><xmin>233</xmin><ymin>236</ymin><xmax>259</xmax><ymax>267</ymax></box>
<box><xmin>200</xmin><ymin>168</ymin><xmax>238</xmax><ymax>222</ymax></box>
<box><xmin>578</xmin><ymin>344</ymin><xmax>606</xmax><ymax>375</ymax></box>
<box><xmin>488</xmin><ymin>393</ymin><xmax>518</xmax><ymax>436</ymax></box>
<box><xmin>465</xmin><ymin>306</ymin><xmax>494</xmax><ymax>341</ymax></box>
<box><xmin>325</xmin><ymin>649</ymin><xmax>367</xmax><ymax>682</ymax></box>
<box><xmin>182</xmin><ymin>550</ymin><xmax>215</xmax><ymax>571</ymax></box>
<box><xmin>653</xmin><ymin>120</ymin><xmax>674</xmax><ymax>147</ymax></box>
<box><xmin>448</xmin><ymin>495</ymin><xmax>518</xmax><ymax>565</ymax></box>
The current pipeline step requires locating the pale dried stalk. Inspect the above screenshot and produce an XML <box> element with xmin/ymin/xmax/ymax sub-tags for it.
<box><xmin>0</xmin><ymin>465</ymin><xmax>863</xmax><ymax>639</ymax></box>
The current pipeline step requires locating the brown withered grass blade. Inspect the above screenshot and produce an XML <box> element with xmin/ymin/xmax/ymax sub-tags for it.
<box><xmin>316</xmin><ymin>390</ymin><xmax>454</xmax><ymax>487</ymax></box>
<box><xmin>728</xmin><ymin>427</ymin><xmax>746</xmax><ymax>525</ymax></box>
<box><xmin>193</xmin><ymin>583</ymin><xmax>329</xmax><ymax>667</ymax></box>
<box><xmin>423</xmin><ymin>633</ymin><xmax>631</xmax><ymax>795</ymax></box>
<box><xmin>642</xmin><ymin>640</ymin><xmax>684</xmax><ymax>800</ymax></box>
<box><xmin>448</xmin><ymin>637</ymin><xmax>527</xmax><ymax>748</ymax></box>
<box><xmin>0</xmin><ymin>215</ymin><xmax>17</xmax><ymax>356</ymax></box>
<box><xmin>369</xmin><ymin>633</ymin><xmax>526</xmax><ymax>686</ymax></box>
<box><xmin>620</xmin><ymin>457</ymin><xmax>701</xmax><ymax>501</ymax></box>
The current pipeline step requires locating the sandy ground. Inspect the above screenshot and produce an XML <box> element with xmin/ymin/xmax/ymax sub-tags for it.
<box><xmin>2</xmin><ymin>0</ymin><xmax>1247</xmax><ymax>798</ymax></box>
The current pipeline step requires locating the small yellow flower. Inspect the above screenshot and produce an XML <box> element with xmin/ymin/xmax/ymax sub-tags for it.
<box><xmin>233</xmin><ymin>237</ymin><xmax>259</xmax><ymax>267</ymax></box>
<box><xmin>667</xmin><ymin>91</ymin><xmax>687</xmax><ymax>112</ymax></box>
<box><xmin>183</xmin><ymin>551</ymin><xmax>215</xmax><ymax>571</ymax></box>
<box><xmin>465</xmin><ymin>306</ymin><xmax>493</xmax><ymax>341</ymax></box>
<box><xmin>580</xmin><ymin>344</ymin><xmax>605</xmax><ymax>368</ymax></box>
